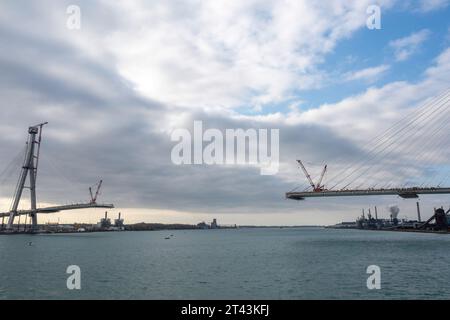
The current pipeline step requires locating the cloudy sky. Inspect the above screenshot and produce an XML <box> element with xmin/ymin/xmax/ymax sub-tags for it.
<box><xmin>1</xmin><ymin>0</ymin><xmax>450</xmax><ymax>225</ymax></box>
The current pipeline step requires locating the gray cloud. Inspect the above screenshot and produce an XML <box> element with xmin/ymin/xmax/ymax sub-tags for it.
<box><xmin>1</xmin><ymin>1</ymin><xmax>450</xmax><ymax>225</ymax></box>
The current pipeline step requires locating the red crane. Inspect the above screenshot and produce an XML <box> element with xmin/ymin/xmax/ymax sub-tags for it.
<box><xmin>89</xmin><ymin>180</ymin><xmax>103</xmax><ymax>204</ymax></box>
<box><xmin>297</xmin><ymin>160</ymin><xmax>327</xmax><ymax>192</ymax></box>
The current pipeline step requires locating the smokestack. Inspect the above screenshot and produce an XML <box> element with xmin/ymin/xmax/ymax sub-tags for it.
<box><xmin>105</xmin><ymin>211</ymin><xmax>108</xmax><ymax>219</ymax></box>
<box><xmin>119</xmin><ymin>212</ymin><xmax>121</xmax><ymax>220</ymax></box>
<box><xmin>375</xmin><ymin>206</ymin><xmax>378</xmax><ymax>220</ymax></box>
<box><xmin>362</xmin><ymin>209</ymin><xmax>365</xmax><ymax>219</ymax></box>
<box><xmin>416</xmin><ymin>202</ymin><xmax>421</xmax><ymax>222</ymax></box>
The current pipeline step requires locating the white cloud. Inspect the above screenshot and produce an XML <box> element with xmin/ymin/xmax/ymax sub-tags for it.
<box><xmin>344</xmin><ymin>64</ymin><xmax>390</xmax><ymax>82</ymax></box>
<box><xmin>389</xmin><ymin>29</ymin><xmax>431</xmax><ymax>61</ymax></box>
<box><xmin>98</xmin><ymin>0</ymin><xmax>395</xmax><ymax>110</ymax></box>
<box><xmin>288</xmin><ymin>49</ymin><xmax>450</xmax><ymax>138</ymax></box>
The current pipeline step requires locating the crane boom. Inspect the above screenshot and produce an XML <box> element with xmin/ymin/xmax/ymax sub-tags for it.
<box><xmin>296</xmin><ymin>160</ymin><xmax>327</xmax><ymax>192</ymax></box>
<box><xmin>89</xmin><ymin>187</ymin><xmax>94</xmax><ymax>202</ymax></box>
<box><xmin>297</xmin><ymin>160</ymin><xmax>316</xmax><ymax>190</ymax></box>
<box><xmin>317</xmin><ymin>165</ymin><xmax>327</xmax><ymax>190</ymax></box>
<box><xmin>90</xmin><ymin>180</ymin><xmax>103</xmax><ymax>204</ymax></box>
<box><xmin>94</xmin><ymin>180</ymin><xmax>103</xmax><ymax>203</ymax></box>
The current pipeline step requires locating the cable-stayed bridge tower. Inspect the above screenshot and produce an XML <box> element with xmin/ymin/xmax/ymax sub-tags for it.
<box><xmin>1</xmin><ymin>123</ymin><xmax>114</xmax><ymax>233</ymax></box>
<box><xmin>6</xmin><ymin>123</ymin><xmax>46</xmax><ymax>231</ymax></box>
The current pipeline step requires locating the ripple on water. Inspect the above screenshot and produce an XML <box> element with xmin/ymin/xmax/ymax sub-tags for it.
<box><xmin>1</xmin><ymin>229</ymin><xmax>450</xmax><ymax>299</ymax></box>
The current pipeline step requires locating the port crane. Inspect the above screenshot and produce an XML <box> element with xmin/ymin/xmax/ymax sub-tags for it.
<box><xmin>0</xmin><ymin>123</ymin><xmax>114</xmax><ymax>232</ymax></box>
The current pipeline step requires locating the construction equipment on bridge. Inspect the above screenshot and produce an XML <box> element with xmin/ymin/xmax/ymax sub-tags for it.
<box><xmin>297</xmin><ymin>160</ymin><xmax>327</xmax><ymax>192</ymax></box>
<box><xmin>89</xmin><ymin>180</ymin><xmax>103</xmax><ymax>204</ymax></box>
<box><xmin>286</xmin><ymin>185</ymin><xmax>450</xmax><ymax>200</ymax></box>
<box><xmin>286</xmin><ymin>88</ymin><xmax>450</xmax><ymax>201</ymax></box>
<box><xmin>0</xmin><ymin>123</ymin><xmax>114</xmax><ymax>232</ymax></box>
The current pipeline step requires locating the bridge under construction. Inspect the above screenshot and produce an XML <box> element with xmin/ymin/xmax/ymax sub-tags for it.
<box><xmin>0</xmin><ymin>123</ymin><xmax>114</xmax><ymax>233</ymax></box>
<box><xmin>286</xmin><ymin>187</ymin><xmax>450</xmax><ymax>200</ymax></box>
<box><xmin>286</xmin><ymin>88</ymin><xmax>450</xmax><ymax>201</ymax></box>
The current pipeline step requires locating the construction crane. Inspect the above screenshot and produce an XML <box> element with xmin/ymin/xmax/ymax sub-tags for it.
<box><xmin>288</xmin><ymin>159</ymin><xmax>450</xmax><ymax>201</ymax></box>
<box><xmin>297</xmin><ymin>160</ymin><xmax>327</xmax><ymax>192</ymax></box>
<box><xmin>89</xmin><ymin>180</ymin><xmax>103</xmax><ymax>204</ymax></box>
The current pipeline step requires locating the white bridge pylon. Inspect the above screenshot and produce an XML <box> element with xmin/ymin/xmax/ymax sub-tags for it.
<box><xmin>0</xmin><ymin>123</ymin><xmax>114</xmax><ymax>232</ymax></box>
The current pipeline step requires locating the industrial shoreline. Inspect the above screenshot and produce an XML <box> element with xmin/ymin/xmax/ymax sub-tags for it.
<box><xmin>0</xmin><ymin>213</ymin><xmax>329</xmax><ymax>234</ymax></box>
<box><xmin>326</xmin><ymin>224</ymin><xmax>450</xmax><ymax>235</ymax></box>
<box><xmin>0</xmin><ymin>213</ymin><xmax>241</xmax><ymax>235</ymax></box>
<box><xmin>328</xmin><ymin>202</ymin><xmax>450</xmax><ymax>234</ymax></box>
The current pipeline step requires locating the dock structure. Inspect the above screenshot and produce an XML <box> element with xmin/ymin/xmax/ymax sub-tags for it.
<box><xmin>0</xmin><ymin>123</ymin><xmax>114</xmax><ymax>232</ymax></box>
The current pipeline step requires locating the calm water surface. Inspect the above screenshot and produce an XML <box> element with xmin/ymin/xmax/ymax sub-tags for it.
<box><xmin>1</xmin><ymin>227</ymin><xmax>449</xmax><ymax>299</ymax></box>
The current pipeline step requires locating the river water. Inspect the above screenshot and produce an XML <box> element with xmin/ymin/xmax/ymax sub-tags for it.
<box><xmin>0</xmin><ymin>227</ymin><xmax>449</xmax><ymax>299</ymax></box>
